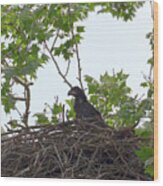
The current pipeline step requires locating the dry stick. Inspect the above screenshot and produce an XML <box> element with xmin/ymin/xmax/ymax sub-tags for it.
<box><xmin>86</xmin><ymin>147</ymin><xmax>98</xmax><ymax>173</ymax></box>
<box><xmin>53</xmin><ymin>145</ymin><xmax>64</xmax><ymax>177</ymax></box>
<box><xmin>15</xmin><ymin>167</ymin><xmax>30</xmax><ymax>177</ymax></box>
<box><xmin>44</xmin><ymin>41</ymin><xmax>72</xmax><ymax>88</ymax></box>
<box><xmin>62</xmin><ymin>104</ymin><xmax>65</xmax><ymax>123</ymax></box>
<box><xmin>1</xmin><ymin>121</ymin><xmax>74</xmax><ymax>137</ymax></box>
<box><xmin>2</xmin><ymin>122</ymin><xmax>151</xmax><ymax>180</ymax></box>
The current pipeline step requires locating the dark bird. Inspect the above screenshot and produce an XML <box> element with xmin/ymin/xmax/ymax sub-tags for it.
<box><xmin>68</xmin><ymin>86</ymin><xmax>104</xmax><ymax>123</ymax></box>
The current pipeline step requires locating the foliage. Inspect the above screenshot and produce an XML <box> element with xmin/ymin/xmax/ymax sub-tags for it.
<box><xmin>135</xmin><ymin>30</ymin><xmax>154</xmax><ymax>178</ymax></box>
<box><xmin>84</xmin><ymin>62</ymin><xmax>154</xmax><ymax>178</ymax></box>
<box><xmin>33</xmin><ymin>99</ymin><xmax>75</xmax><ymax>125</ymax></box>
<box><xmin>97</xmin><ymin>1</ymin><xmax>144</xmax><ymax>21</ymax></box>
<box><xmin>85</xmin><ymin>71</ymin><xmax>138</xmax><ymax>128</ymax></box>
<box><xmin>1</xmin><ymin>2</ymin><xmax>144</xmax><ymax>124</ymax></box>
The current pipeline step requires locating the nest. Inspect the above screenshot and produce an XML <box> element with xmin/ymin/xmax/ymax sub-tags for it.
<box><xmin>1</xmin><ymin>121</ymin><xmax>152</xmax><ymax>180</ymax></box>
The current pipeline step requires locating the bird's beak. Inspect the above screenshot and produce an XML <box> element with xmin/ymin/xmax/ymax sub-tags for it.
<box><xmin>68</xmin><ymin>90</ymin><xmax>71</xmax><ymax>96</ymax></box>
<box><xmin>68</xmin><ymin>90</ymin><xmax>76</xmax><ymax>96</ymax></box>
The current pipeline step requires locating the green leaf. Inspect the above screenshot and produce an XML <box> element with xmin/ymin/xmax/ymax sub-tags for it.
<box><xmin>77</xmin><ymin>26</ymin><xmax>85</xmax><ymax>33</ymax></box>
<box><xmin>90</xmin><ymin>95</ymin><xmax>98</xmax><ymax>105</ymax></box>
<box><xmin>2</xmin><ymin>94</ymin><xmax>16</xmax><ymax>113</ymax></box>
<box><xmin>66</xmin><ymin>99</ymin><xmax>75</xmax><ymax>119</ymax></box>
<box><xmin>33</xmin><ymin>113</ymin><xmax>49</xmax><ymax>124</ymax></box>
<box><xmin>8</xmin><ymin>119</ymin><xmax>18</xmax><ymax>128</ymax></box>
<box><xmin>52</xmin><ymin>103</ymin><xmax>63</xmax><ymax>115</ymax></box>
<box><xmin>135</xmin><ymin>128</ymin><xmax>152</xmax><ymax>138</ymax></box>
<box><xmin>141</xmin><ymin>82</ymin><xmax>148</xmax><ymax>88</ymax></box>
<box><xmin>88</xmin><ymin>84</ymin><xmax>98</xmax><ymax>94</ymax></box>
<box><xmin>145</xmin><ymin>163</ymin><xmax>154</xmax><ymax>177</ymax></box>
<box><xmin>135</xmin><ymin>147</ymin><xmax>153</xmax><ymax>162</ymax></box>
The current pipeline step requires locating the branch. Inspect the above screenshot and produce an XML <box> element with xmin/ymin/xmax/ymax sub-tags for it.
<box><xmin>131</xmin><ymin>119</ymin><xmax>141</xmax><ymax>129</ymax></box>
<box><xmin>13</xmin><ymin>77</ymin><xmax>31</xmax><ymax>128</ymax></box>
<box><xmin>13</xmin><ymin>76</ymin><xmax>33</xmax><ymax>88</ymax></box>
<box><xmin>71</xmin><ymin>29</ymin><xmax>84</xmax><ymax>90</ymax></box>
<box><xmin>14</xmin><ymin>106</ymin><xmax>23</xmax><ymax>118</ymax></box>
<box><xmin>50</xmin><ymin>29</ymin><xmax>60</xmax><ymax>52</ymax></box>
<box><xmin>148</xmin><ymin>65</ymin><xmax>153</xmax><ymax>82</ymax></box>
<box><xmin>12</xmin><ymin>77</ymin><xmax>32</xmax><ymax>128</ymax></box>
<box><xmin>68</xmin><ymin>4</ymin><xmax>84</xmax><ymax>90</ymax></box>
<box><xmin>12</xmin><ymin>96</ymin><xmax>26</xmax><ymax>101</ymax></box>
<box><xmin>23</xmin><ymin>82</ymin><xmax>31</xmax><ymax>128</ymax></box>
<box><xmin>64</xmin><ymin>60</ymin><xmax>71</xmax><ymax>77</ymax></box>
<box><xmin>62</xmin><ymin>104</ymin><xmax>65</xmax><ymax>123</ymax></box>
<box><xmin>2</xmin><ymin>60</ymin><xmax>32</xmax><ymax>128</ymax></box>
<box><xmin>44</xmin><ymin>41</ymin><xmax>72</xmax><ymax>88</ymax></box>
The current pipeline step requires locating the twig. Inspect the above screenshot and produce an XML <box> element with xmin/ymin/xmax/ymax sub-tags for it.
<box><xmin>23</xmin><ymin>82</ymin><xmax>31</xmax><ymax>128</ymax></box>
<box><xmin>1</xmin><ymin>120</ymin><xmax>152</xmax><ymax>180</ymax></box>
<box><xmin>50</xmin><ymin>29</ymin><xmax>60</xmax><ymax>52</ymax></box>
<box><xmin>64</xmin><ymin>60</ymin><xmax>71</xmax><ymax>77</ymax></box>
<box><xmin>12</xmin><ymin>96</ymin><xmax>26</xmax><ymax>101</ymax></box>
<box><xmin>68</xmin><ymin>4</ymin><xmax>84</xmax><ymax>90</ymax></box>
<box><xmin>148</xmin><ymin>64</ymin><xmax>153</xmax><ymax>82</ymax></box>
<box><xmin>44</xmin><ymin>41</ymin><xmax>72</xmax><ymax>88</ymax></box>
<box><xmin>15</xmin><ymin>167</ymin><xmax>30</xmax><ymax>177</ymax></box>
<box><xmin>71</xmin><ymin>27</ymin><xmax>84</xmax><ymax>90</ymax></box>
<box><xmin>131</xmin><ymin>119</ymin><xmax>140</xmax><ymax>129</ymax></box>
<box><xmin>62</xmin><ymin>104</ymin><xmax>65</xmax><ymax>123</ymax></box>
<box><xmin>14</xmin><ymin>106</ymin><xmax>23</xmax><ymax>118</ymax></box>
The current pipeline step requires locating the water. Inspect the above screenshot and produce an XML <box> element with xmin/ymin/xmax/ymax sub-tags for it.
<box><xmin>1</xmin><ymin>2</ymin><xmax>153</xmax><ymax>125</ymax></box>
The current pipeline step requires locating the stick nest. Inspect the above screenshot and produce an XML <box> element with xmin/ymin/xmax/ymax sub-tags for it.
<box><xmin>1</xmin><ymin>121</ymin><xmax>152</xmax><ymax>180</ymax></box>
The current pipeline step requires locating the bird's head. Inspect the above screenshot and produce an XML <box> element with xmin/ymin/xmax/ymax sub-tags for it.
<box><xmin>68</xmin><ymin>86</ymin><xmax>86</xmax><ymax>100</ymax></box>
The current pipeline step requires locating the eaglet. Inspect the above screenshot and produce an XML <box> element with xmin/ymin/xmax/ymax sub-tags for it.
<box><xmin>68</xmin><ymin>86</ymin><xmax>104</xmax><ymax>123</ymax></box>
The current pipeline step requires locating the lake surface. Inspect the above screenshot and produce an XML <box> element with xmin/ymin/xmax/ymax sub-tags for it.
<box><xmin>1</xmin><ymin>2</ymin><xmax>153</xmax><ymax>125</ymax></box>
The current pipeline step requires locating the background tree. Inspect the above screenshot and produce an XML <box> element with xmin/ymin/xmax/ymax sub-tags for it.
<box><xmin>1</xmin><ymin>2</ymin><xmax>144</xmax><ymax>127</ymax></box>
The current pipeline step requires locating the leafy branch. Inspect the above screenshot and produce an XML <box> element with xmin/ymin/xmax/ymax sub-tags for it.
<box><xmin>2</xmin><ymin>60</ymin><xmax>33</xmax><ymax>128</ymax></box>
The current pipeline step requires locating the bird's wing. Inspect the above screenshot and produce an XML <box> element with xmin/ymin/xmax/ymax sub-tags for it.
<box><xmin>82</xmin><ymin>101</ymin><xmax>102</xmax><ymax>118</ymax></box>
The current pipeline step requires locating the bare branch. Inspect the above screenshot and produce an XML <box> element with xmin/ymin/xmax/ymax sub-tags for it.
<box><xmin>64</xmin><ymin>60</ymin><xmax>71</xmax><ymax>77</ymax></box>
<box><xmin>50</xmin><ymin>29</ymin><xmax>60</xmax><ymax>52</ymax></box>
<box><xmin>71</xmin><ymin>29</ymin><xmax>84</xmax><ymax>90</ymax></box>
<box><xmin>12</xmin><ymin>96</ymin><xmax>26</xmax><ymax>101</ymax></box>
<box><xmin>23</xmin><ymin>82</ymin><xmax>31</xmax><ymax>128</ymax></box>
<box><xmin>131</xmin><ymin>119</ymin><xmax>141</xmax><ymax>129</ymax></box>
<box><xmin>13</xmin><ymin>76</ymin><xmax>33</xmax><ymax>88</ymax></box>
<box><xmin>62</xmin><ymin>104</ymin><xmax>65</xmax><ymax>123</ymax></box>
<box><xmin>13</xmin><ymin>77</ymin><xmax>32</xmax><ymax>128</ymax></box>
<box><xmin>14</xmin><ymin>106</ymin><xmax>23</xmax><ymax>118</ymax></box>
<box><xmin>148</xmin><ymin>65</ymin><xmax>153</xmax><ymax>82</ymax></box>
<box><xmin>44</xmin><ymin>41</ymin><xmax>72</xmax><ymax>88</ymax></box>
<box><xmin>67</xmin><ymin>4</ymin><xmax>84</xmax><ymax>90</ymax></box>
